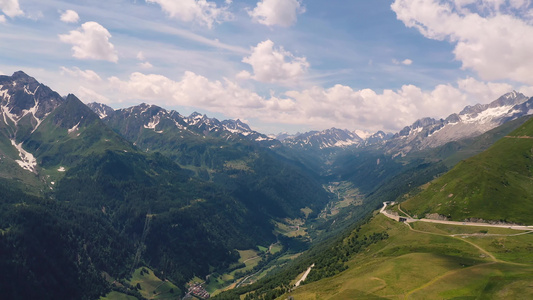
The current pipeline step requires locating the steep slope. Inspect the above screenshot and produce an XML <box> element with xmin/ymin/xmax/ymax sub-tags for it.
<box><xmin>215</xmin><ymin>210</ymin><xmax>533</xmax><ymax>300</ymax></box>
<box><xmin>401</xmin><ymin>117</ymin><xmax>533</xmax><ymax>224</ymax></box>
<box><xmin>24</xmin><ymin>94</ymin><xmax>134</xmax><ymax>170</ymax></box>
<box><xmin>0</xmin><ymin>72</ymin><xmax>332</xmax><ymax>299</ymax></box>
<box><xmin>278</xmin><ymin>213</ymin><xmax>533</xmax><ymax>299</ymax></box>
<box><xmin>0</xmin><ymin>184</ymin><xmax>133</xmax><ymax>300</ymax></box>
<box><xmin>0</xmin><ymin>71</ymin><xmax>64</xmax><ymax>186</ymax></box>
<box><xmin>91</xmin><ymin>102</ymin><xmax>330</xmax><ymax>218</ymax></box>
<box><xmin>0</xmin><ymin>72</ymin><xmax>133</xmax><ymax>189</ymax></box>
<box><xmin>0</xmin><ymin>71</ymin><xmax>64</xmax><ymax>142</ymax></box>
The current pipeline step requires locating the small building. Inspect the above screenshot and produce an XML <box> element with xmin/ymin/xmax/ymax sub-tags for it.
<box><xmin>399</xmin><ymin>217</ymin><xmax>407</xmax><ymax>222</ymax></box>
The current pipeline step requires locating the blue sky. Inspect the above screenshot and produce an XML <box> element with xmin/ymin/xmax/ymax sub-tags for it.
<box><xmin>1</xmin><ymin>0</ymin><xmax>532</xmax><ymax>134</ymax></box>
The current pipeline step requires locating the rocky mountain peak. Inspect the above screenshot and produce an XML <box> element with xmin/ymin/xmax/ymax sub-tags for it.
<box><xmin>87</xmin><ymin>102</ymin><xmax>115</xmax><ymax>119</ymax></box>
<box><xmin>383</xmin><ymin>91</ymin><xmax>533</xmax><ymax>156</ymax></box>
<box><xmin>0</xmin><ymin>71</ymin><xmax>64</xmax><ymax>141</ymax></box>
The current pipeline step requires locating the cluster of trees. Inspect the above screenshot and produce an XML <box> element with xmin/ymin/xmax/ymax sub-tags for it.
<box><xmin>304</xmin><ymin>231</ymin><xmax>389</xmax><ymax>283</ymax></box>
<box><xmin>0</xmin><ymin>180</ymin><xmax>132</xmax><ymax>300</ymax></box>
<box><xmin>213</xmin><ymin>216</ymin><xmax>388</xmax><ymax>300</ymax></box>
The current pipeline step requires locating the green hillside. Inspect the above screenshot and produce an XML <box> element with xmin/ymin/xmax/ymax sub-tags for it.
<box><xmin>24</xmin><ymin>94</ymin><xmax>134</xmax><ymax>169</ymax></box>
<box><xmin>282</xmin><ymin>214</ymin><xmax>533</xmax><ymax>299</ymax></box>
<box><xmin>401</xmin><ymin>117</ymin><xmax>533</xmax><ymax>224</ymax></box>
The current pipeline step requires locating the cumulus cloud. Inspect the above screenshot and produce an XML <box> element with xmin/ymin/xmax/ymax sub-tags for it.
<box><xmin>393</xmin><ymin>58</ymin><xmax>413</xmax><ymax>65</ymax></box>
<box><xmin>60</xmin><ymin>66</ymin><xmax>102</xmax><ymax>82</ymax></box>
<box><xmin>456</xmin><ymin>77</ymin><xmax>513</xmax><ymax>102</ymax></box>
<box><xmin>0</xmin><ymin>15</ymin><xmax>5</xmax><ymax>23</ymax></box>
<box><xmin>136</xmin><ymin>51</ymin><xmax>146</xmax><ymax>61</ymax></box>
<box><xmin>248</xmin><ymin>0</ymin><xmax>304</xmax><ymax>27</ymax></box>
<box><xmin>107</xmin><ymin>71</ymin><xmax>521</xmax><ymax>132</ymax></box>
<box><xmin>59</xmin><ymin>22</ymin><xmax>118</xmax><ymax>62</ymax></box>
<box><xmin>139</xmin><ymin>61</ymin><xmax>154</xmax><ymax>69</ymax></box>
<box><xmin>77</xmin><ymin>86</ymin><xmax>111</xmax><ymax>104</ymax></box>
<box><xmin>0</xmin><ymin>0</ymin><xmax>23</xmax><ymax>18</ymax></box>
<box><xmin>391</xmin><ymin>0</ymin><xmax>533</xmax><ymax>85</ymax></box>
<box><xmin>146</xmin><ymin>0</ymin><xmax>232</xmax><ymax>28</ymax></box>
<box><xmin>60</xmin><ymin>9</ymin><xmax>79</xmax><ymax>23</ymax></box>
<box><xmin>136</xmin><ymin>51</ymin><xmax>153</xmax><ymax>68</ymax></box>
<box><xmin>241</xmin><ymin>40</ymin><xmax>309</xmax><ymax>84</ymax></box>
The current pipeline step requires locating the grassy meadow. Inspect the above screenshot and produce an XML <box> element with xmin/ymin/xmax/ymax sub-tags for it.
<box><xmin>283</xmin><ymin>214</ymin><xmax>533</xmax><ymax>299</ymax></box>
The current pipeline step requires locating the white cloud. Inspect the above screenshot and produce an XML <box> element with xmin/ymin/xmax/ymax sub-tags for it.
<box><xmin>391</xmin><ymin>0</ymin><xmax>533</xmax><ymax>85</ymax></box>
<box><xmin>108</xmin><ymin>72</ymin><xmax>268</xmax><ymax>114</ymax></box>
<box><xmin>146</xmin><ymin>0</ymin><xmax>232</xmax><ymax>28</ymax></box>
<box><xmin>241</xmin><ymin>40</ymin><xmax>309</xmax><ymax>84</ymax></box>
<box><xmin>107</xmin><ymin>71</ymin><xmax>520</xmax><ymax>132</ymax></box>
<box><xmin>26</xmin><ymin>11</ymin><xmax>43</xmax><ymax>21</ymax></box>
<box><xmin>77</xmin><ymin>86</ymin><xmax>110</xmax><ymax>104</ymax></box>
<box><xmin>249</xmin><ymin>0</ymin><xmax>304</xmax><ymax>27</ymax></box>
<box><xmin>138</xmin><ymin>61</ymin><xmax>154</xmax><ymax>69</ymax></box>
<box><xmin>0</xmin><ymin>15</ymin><xmax>5</xmax><ymax>23</ymax></box>
<box><xmin>60</xmin><ymin>66</ymin><xmax>102</xmax><ymax>82</ymax></box>
<box><xmin>456</xmin><ymin>77</ymin><xmax>513</xmax><ymax>103</ymax></box>
<box><xmin>59</xmin><ymin>22</ymin><xmax>118</xmax><ymax>62</ymax></box>
<box><xmin>236</xmin><ymin>70</ymin><xmax>252</xmax><ymax>80</ymax></box>
<box><xmin>518</xmin><ymin>85</ymin><xmax>533</xmax><ymax>96</ymax></box>
<box><xmin>60</xmin><ymin>10</ymin><xmax>79</xmax><ymax>23</ymax></box>
<box><xmin>136</xmin><ymin>51</ymin><xmax>153</xmax><ymax>68</ymax></box>
<box><xmin>393</xmin><ymin>58</ymin><xmax>413</xmax><ymax>65</ymax></box>
<box><xmin>0</xmin><ymin>0</ymin><xmax>23</xmax><ymax>18</ymax></box>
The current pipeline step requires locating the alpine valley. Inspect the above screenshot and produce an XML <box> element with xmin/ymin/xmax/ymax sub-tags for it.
<box><xmin>1</xmin><ymin>71</ymin><xmax>533</xmax><ymax>300</ymax></box>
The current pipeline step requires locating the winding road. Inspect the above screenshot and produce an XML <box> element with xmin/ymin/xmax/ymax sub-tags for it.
<box><xmin>380</xmin><ymin>202</ymin><xmax>533</xmax><ymax>231</ymax></box>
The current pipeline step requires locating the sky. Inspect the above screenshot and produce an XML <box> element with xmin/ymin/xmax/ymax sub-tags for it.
<box><xmin>1</xmin><ymin>0</ymin><xmax>533</xmax><ymax>135</ymax></box>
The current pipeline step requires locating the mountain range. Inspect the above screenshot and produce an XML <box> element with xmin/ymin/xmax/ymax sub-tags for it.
<box><xmin>1</xmin><ymin>70</ymin><xmax>533</xmax><ymax>300</ymax></box>
<box><xmin>0</xmin><ymin>71</ymin><xmax>329</xmax><ymax>299</ymax></box>
<box><xmin>278</xmin><ymin>91</ymin><xmax>531</xmax><ymax>156</ymax></box>
<box><xmin>216</xmin><ymin>95</ymin><xmax>533</xmax><ymax>300</ymax></box>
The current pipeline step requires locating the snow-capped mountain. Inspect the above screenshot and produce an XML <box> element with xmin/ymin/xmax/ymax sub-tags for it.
<box><xmin>0</xmin><ymin>72</ymin><xmax>65</xmax><ymax>173</ymax></box>
<box><xmin>87</xmin><ymin>102</ymin><xmax>278</xmax><ymax>146</ymax></box>
<box><xmin>0</xmin><ymin>71</ymin><xmax>64</xmax><ymax>140</ymax></box>
<box><xmin>0</xmin><ymin>71</ymin><xmax>132</xmax><ymax>176</ymax></box>
<box><xmin>383</xmin><ymin>91</ymin><xmax>532</xmax><ymax>156</ymax></box>
<box><xmin>282</xmin><ymin>128</ymin><xmax>364</xmax><ymax>149</ymax></box>
<box><xmin>364</xmin><ymin>131</ymin><xmax>394</xmax><ymax>146</ymax></box>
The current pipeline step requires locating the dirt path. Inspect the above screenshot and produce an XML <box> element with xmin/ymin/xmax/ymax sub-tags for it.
<box><xmin>295</xmin><ymin>264</ymin><xmax>315</xmax><ymax>287</ymax></box>
<box><xmin>242</xmin><ymin>256</ymin><xmax>260</xmax><ymax>263</ymax></box>
<box><xmin>235</xmin><ymin>270</ymin><xmax>261</xmax><ymax>288</ymax></box>
<box><xmin>380</xmin><ymin>202</ymin><xmax>532</xmax><ymax>231</ymax></box>
<box><xmin>379</xmin><ymin>202</ymin><xmax>533</xmax><ymax>298</ymax></box>
<box><xmin>397</xmin><ymin>204</ymin><xmax>414</xmax><ymax>219</ymax></box>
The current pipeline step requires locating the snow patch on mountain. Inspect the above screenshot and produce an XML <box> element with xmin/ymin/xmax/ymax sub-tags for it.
<box><xmin>11</xmin><ymin>139</ymin><xmax>37</xmax><ymax>173</ymax></box>
<box><xmin>354</xmin><ymin>130</ymin><xmax>372</xmax><ymax>140</ymax></box>
<box><xmin>68</xmin><ymin>122</ymin><xmax>80</xmax><ymax>134</ymax></box>
<box><xmin>460</xmin><ymin>105</ymin><xmax>514</xmax><ymax>123</ymax></box>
